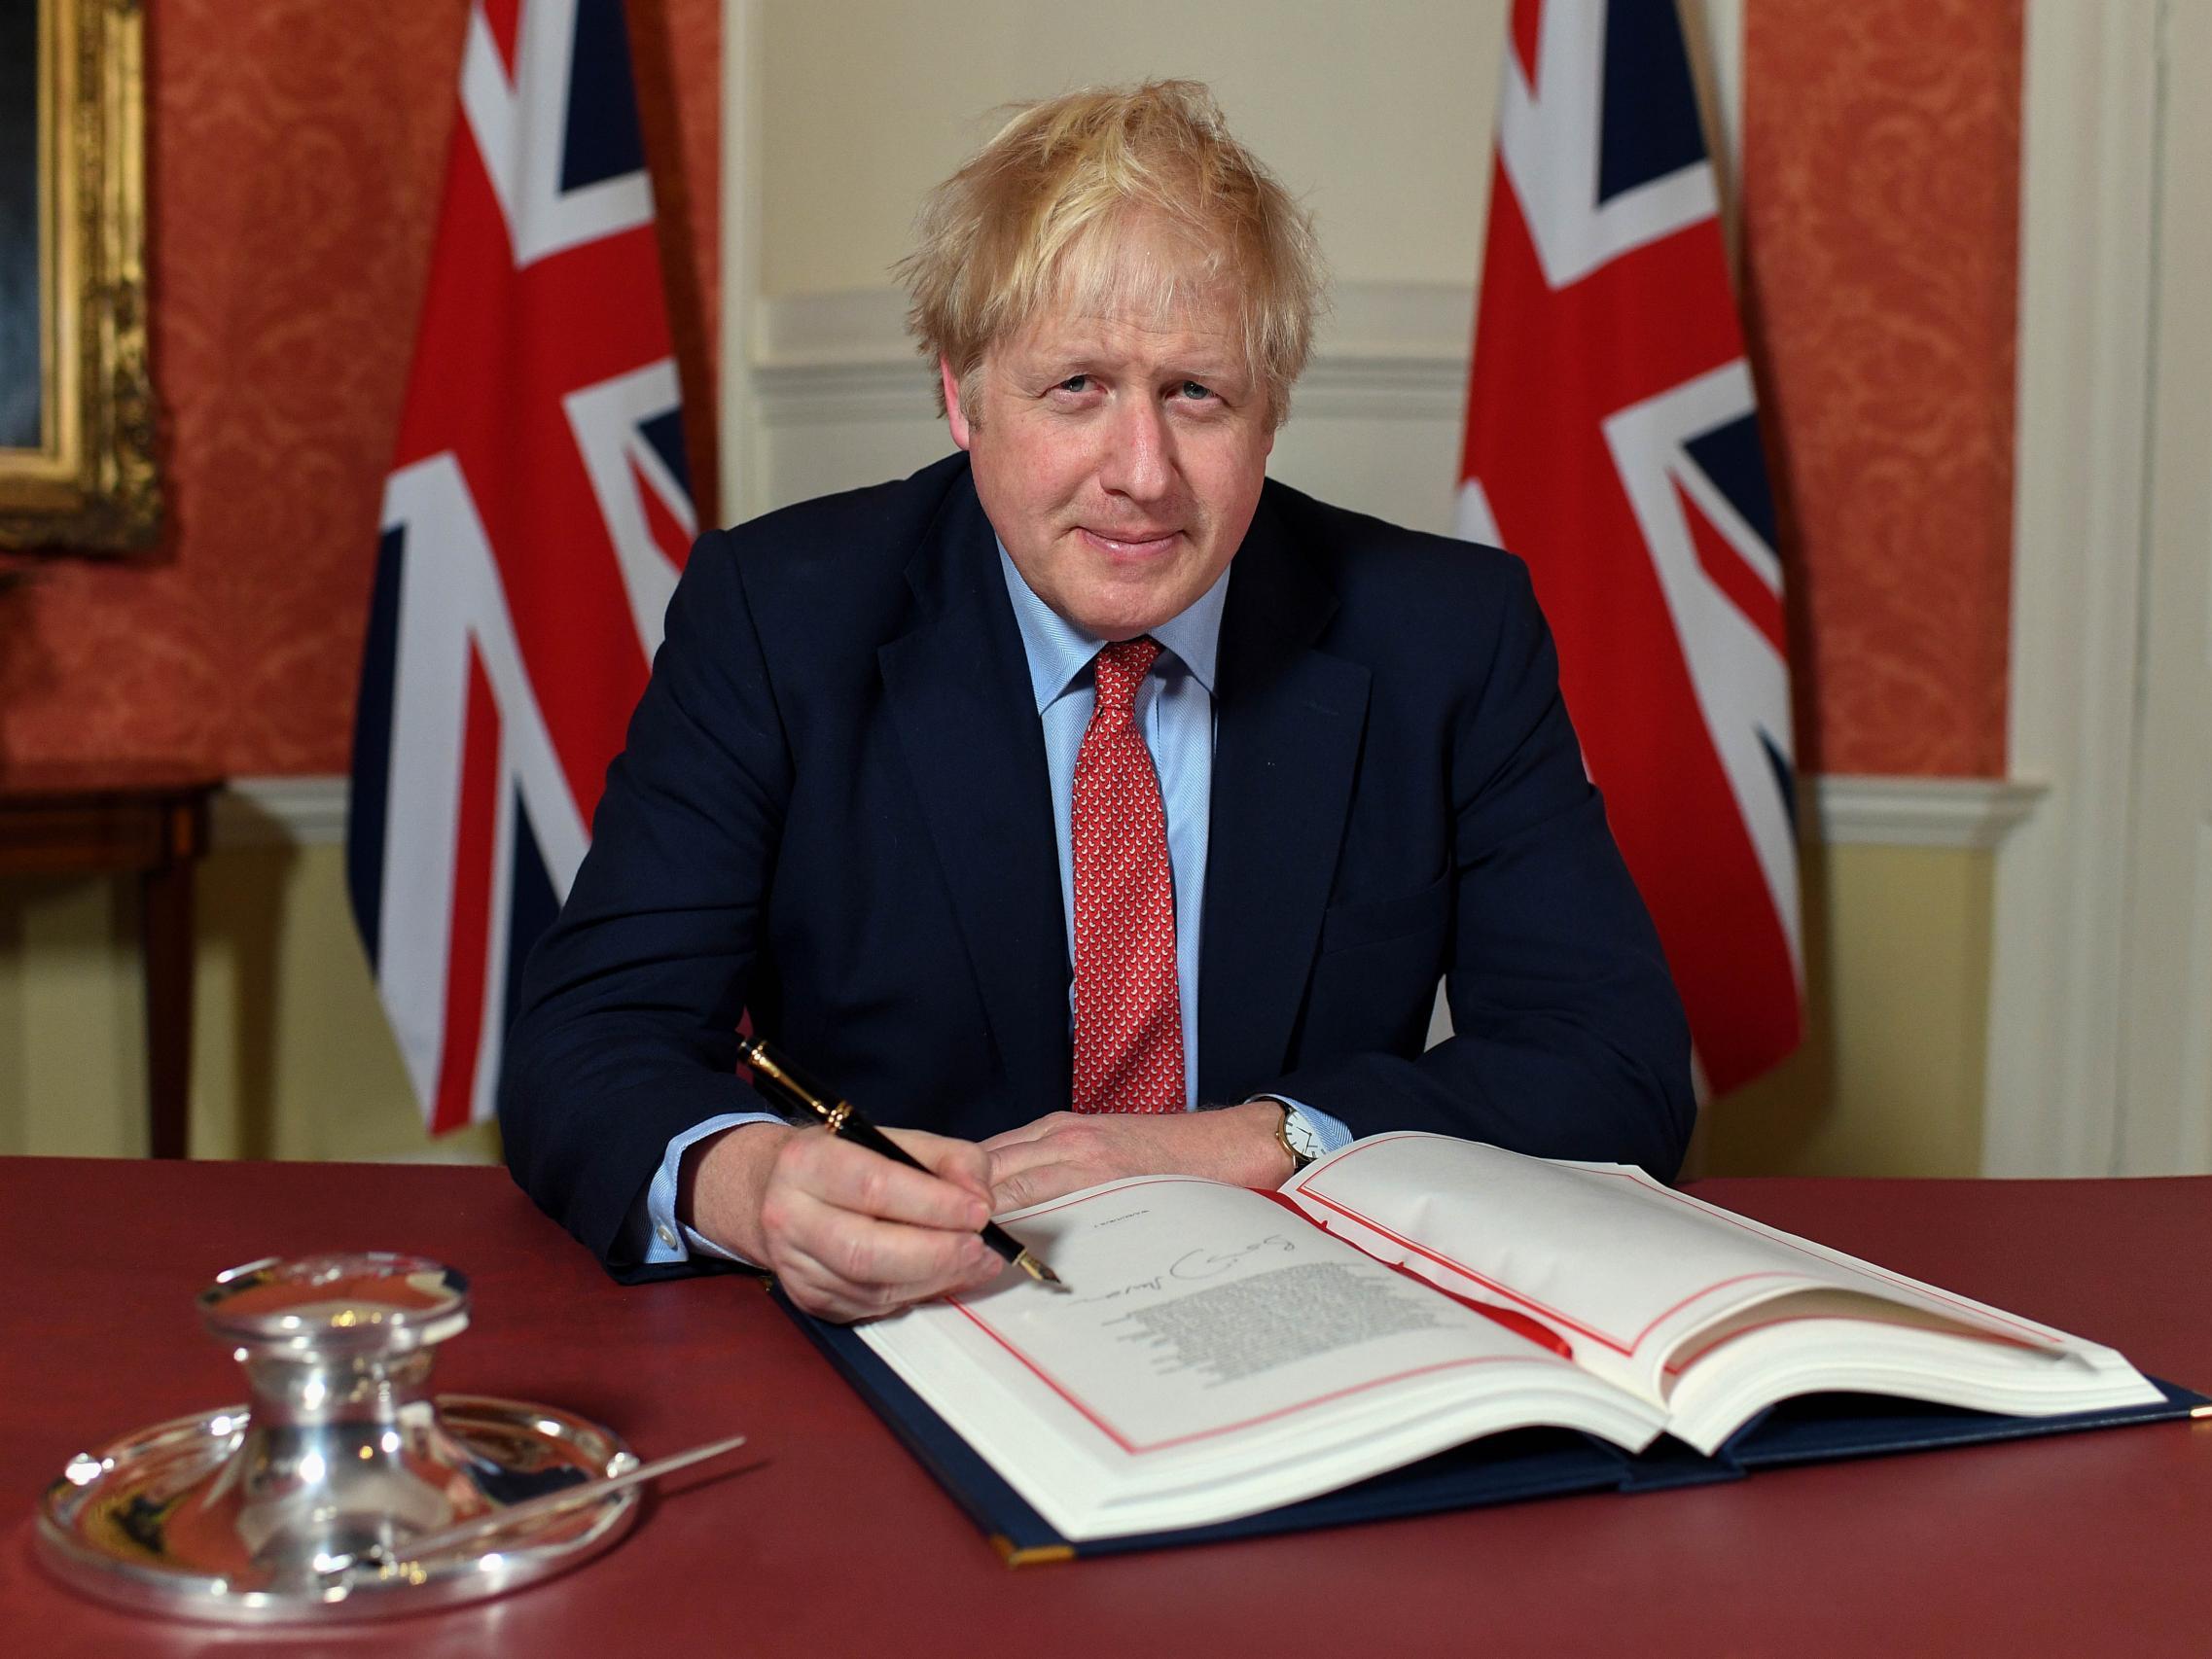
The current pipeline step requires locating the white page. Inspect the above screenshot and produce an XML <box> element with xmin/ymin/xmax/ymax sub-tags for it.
<box><xmin>1282</xmin><ymin>1134</ymin><xmax>2104</xmax><ymax>1401</ymax></box>
<box><xmin>898</xmin><ymin>1175</ymin><xmax>1595</xmax><ymax>1451</ymax></box>
<box><xmin>858</xmin><ymin>1174</ymin><xmax>1664</xmax><ymax>1537</ymax></box>
<box><xmin>1659</xmin><ymin>1297</ymin><xmax>2160</xmax><ymax>1453</ymax></box>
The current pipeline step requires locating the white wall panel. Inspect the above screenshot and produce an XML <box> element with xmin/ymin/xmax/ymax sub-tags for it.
<box><xmin>727</xmin><ymin>0</ymin><xmax>1749</xmax><ymax>526</ymax></box>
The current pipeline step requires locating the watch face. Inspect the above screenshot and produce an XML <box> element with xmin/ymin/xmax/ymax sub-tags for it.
<box><xmin>1283</xmin><ymin>1112</ymin><xmax>1324</xmax><ymax>1160</ymax></box>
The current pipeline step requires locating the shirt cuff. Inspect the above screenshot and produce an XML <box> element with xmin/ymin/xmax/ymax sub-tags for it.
<box><xmin>1247</xmin><ymin>1096</ymin><xmax>1356</xmax><ymax>1156</ymax></box>
<box><xmin>643</xmin><ymin>1111</ymin><xmax>790</xmax><ymax>1266</ymax></box>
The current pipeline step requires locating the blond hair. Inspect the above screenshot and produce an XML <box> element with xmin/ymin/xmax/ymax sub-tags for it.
<box><xmin>897</xmin><ymin>81</ymin><xmax>1327</xmax><ymax>429</ymax></box>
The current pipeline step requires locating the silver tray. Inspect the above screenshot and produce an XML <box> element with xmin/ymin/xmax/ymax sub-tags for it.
<box><xmin>36</xmin><ymin>1393</ymin><xmax>639</xmax><ymax>1623</ymax></box>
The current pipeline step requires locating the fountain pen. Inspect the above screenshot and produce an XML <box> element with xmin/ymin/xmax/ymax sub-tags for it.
<box><xmin>734</xmin><ymin>1035</ymin><xmax>1066</xmax><ymax>1290</ymax></box>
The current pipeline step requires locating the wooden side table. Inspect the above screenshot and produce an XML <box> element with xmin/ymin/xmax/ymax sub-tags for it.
<box><xmin>0</xmin><ymin>763</ymin><xmax>224</xmax><ymax>1158</ymax></box>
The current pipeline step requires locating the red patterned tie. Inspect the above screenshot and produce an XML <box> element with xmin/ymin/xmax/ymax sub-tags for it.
<box><xmin>1070</xmin><ymin>637</ymin><xmax>1185</xmax><ymax>1114</ymax></box>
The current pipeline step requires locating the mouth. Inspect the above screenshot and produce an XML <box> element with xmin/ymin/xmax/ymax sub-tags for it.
<box><xmin>1078</xmin><ymin>526</ymin><xmax>1182</xmax><ymax>557</ymax></box>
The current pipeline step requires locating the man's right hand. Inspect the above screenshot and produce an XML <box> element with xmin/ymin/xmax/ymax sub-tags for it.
<box><xmin>682</xmin><ymin>1120</ymin><xmax>1005</xmax><ymax>1323</ymax></box>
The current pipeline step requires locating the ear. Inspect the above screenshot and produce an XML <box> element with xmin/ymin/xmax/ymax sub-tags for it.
<box><xmin>940</xmin><ymin>357</ymin><xmax>974</xmax><ymax>451</ymax></box>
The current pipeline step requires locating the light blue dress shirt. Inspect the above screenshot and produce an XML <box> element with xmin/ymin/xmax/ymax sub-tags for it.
<box><xmin>640</xmin><ymin>546</ymin><xmax>1351</xmax><ymax>1264</ymax></box>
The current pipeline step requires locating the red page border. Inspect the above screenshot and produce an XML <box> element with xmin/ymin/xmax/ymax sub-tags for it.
<box><xmin>949</xmin><ymin>1178</ymin><xmax>1556</xmax><ymax>1458</ymax></box>
<box><xmin>1291</xmin><ymin>1136</ymin><xmax>2062</xmax><ymax>1357</ymax></box>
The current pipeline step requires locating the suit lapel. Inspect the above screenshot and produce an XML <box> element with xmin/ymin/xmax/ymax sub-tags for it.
<box><xmin>1198</xmin><ymin>496</ymin><xmax>1371</xmax><ymax>1101</ymax></box>
<box><xmin>879</xmin><ymin>478</ymin><xmax>1071</xmax><ymax>1113</ymax></box>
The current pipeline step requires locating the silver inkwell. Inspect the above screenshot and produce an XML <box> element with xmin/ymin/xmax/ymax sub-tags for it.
<box><xmin>36</xmin><ymin>1252</ymin><xmax>642</xmax><ymax>1622</ymax></box>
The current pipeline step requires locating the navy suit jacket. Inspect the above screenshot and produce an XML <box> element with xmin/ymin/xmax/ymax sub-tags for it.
<box><xmin>500</xmin><ymin>453</ymin><xmax>1694</xmax><ymax>1277</ymax></box>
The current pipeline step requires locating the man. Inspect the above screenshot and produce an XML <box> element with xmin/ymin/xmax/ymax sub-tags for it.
<box><xmin>500</xmin><ymin>82</ymin><xmax>1692</xmax><ymax>1322</ymax></box>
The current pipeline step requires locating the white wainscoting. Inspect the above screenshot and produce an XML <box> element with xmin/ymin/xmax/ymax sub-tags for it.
<box><xmin>212</xmin><ymin>776</ymin><xmax>353</xmax><ymax>848</ymax></box>
<box><xmin>744</xmin><ymin>281</ymin><xmax>1479</xmax><ymax>536</ymax></box>
<box><xmin>1808</xmin><ymin>777</ymin><xmax>2046</xmax><ymax>852</ymax></box>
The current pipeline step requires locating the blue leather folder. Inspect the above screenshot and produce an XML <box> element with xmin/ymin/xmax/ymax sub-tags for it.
<box><xmin>771</xmin><ymin>1286</ymin><xmax>2206</xmax><ymax>1564</ymax></box>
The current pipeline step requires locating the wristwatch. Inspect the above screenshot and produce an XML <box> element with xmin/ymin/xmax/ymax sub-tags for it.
<box><xmin>1272</xmin><ymin>1102</ymin><xmax>1324</xmax><ymax>1172</ymax></box>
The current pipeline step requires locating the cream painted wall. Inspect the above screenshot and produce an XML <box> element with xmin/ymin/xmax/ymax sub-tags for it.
<box><xmin>1700</xmin><ymin>843</ymin><xmax>1995</xmax><ymax>1179</ymax></box>
<box><xmin>739</xmin><ymin>0</ymin><xmax>1511</xmax><ymax>531</ymax></box>
<box><xmin>0</xmin><ymin>854</ymin><xmax>492</xmax><ymax>1165</ymax></box>
<box><xmin>734</xmin><ymin>0</ymin><xmax>1744</xmax><ymax>525</ymax></box>
<box><xmin>757</xmin><ymin>0</ymin><xmax>1503</xmax><ymax>301</ymax></box>
<box><xmin>1</xmin><ymin>830</ymin><xmax>1990</xmax><ymax>1180</ymax></box>
<box><xmin>0</xmin><ymin>879</ymin><xmax>148</xmax><ymax>1158</ymax></box>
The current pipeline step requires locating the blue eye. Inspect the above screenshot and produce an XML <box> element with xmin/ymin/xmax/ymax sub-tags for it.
<box><xmin>1179</xmin><ymin>381</ymin><xmax>1214</xmax><ymax>401</ymax></box>
<box><xmin>1059</xmin><ymin>374</ymin><xmax>1089</xmax><ymax>393</ymax></box>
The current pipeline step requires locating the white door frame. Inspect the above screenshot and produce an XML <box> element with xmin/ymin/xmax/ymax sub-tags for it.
<box><xmin>718</xmin><ymin>0</ymin><xmax>764</xmax><ymax>526</ymax></box>
<box><xmin>1982</xmin><ymin>0</ymin><xmax>2163</xmax><ymax>1177</ymax></box>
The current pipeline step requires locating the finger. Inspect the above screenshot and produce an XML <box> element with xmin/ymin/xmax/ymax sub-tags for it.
<box><xmin>778</xmin><ymin>1261</ymin><xmax>910</xmax><ymax>1325</ymax></box>
<box><xmin>985</xmin><ymin>1117</ymin><xmax>1105</xmax><ymax>1187</ymax></box>
<box><xmin>881</xmin><ymin>1126</ymin><xmax>992</xmax><ymax>1202</ymax></box>
<box><xmin>780</xmin><ymin>1255</ymin><xmax>993</xmax><ymax>1324</ymax></box>
<box><xmin>775</xmin><ymin>1235</ymin><xmax>1000</xmax><ymax>1324</ymax></box>
<box><xmin>978</xmin><ymin>1113</ymin><xmax>1073</xmax><ymax>1154</ymax></box>
<box><xmin>982</xmin><ymin>1134</ymin><xmax>1060</xmax><ymax>1182</ymax></box>
<box><xmin>991</xmin><ymin>1157</ymin><xmax>1092</xmax><ymax>1214</ymax></box>
<box><xmin>775</xmin><ymin>1201</ymin><xmax>1000</xmax><ymax>1319</ymax></box>
<box><xmin>782</xmin><ymin>1130</ymin><xmax>991</xmax><ymax>1233</ymax></box>
<box><xmin>783</xmin><ymin>1244</ymin><xmax>1006</xmax><ymax>1324</ymax></box>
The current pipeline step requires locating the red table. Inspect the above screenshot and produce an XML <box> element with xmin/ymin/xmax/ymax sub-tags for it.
<box><xmin>2</xmin><ymin>1157</ymin><xmax>2207</xmax><ymax>1657</ymax></box>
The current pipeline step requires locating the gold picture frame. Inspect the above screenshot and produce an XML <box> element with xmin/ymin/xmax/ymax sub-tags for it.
<box><xmin>0</xmin><ymin>0</ymin><xmax>159</xmax><ymax>550</ymax></box>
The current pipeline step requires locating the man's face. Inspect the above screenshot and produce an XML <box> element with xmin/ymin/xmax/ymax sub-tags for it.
<box><xmin>945</xmin><ymin>266</ymin><xmax>1274</xmax><ymax>642</ymax></box>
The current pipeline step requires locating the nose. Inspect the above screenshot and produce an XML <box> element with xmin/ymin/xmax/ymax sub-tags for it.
<box><xmin>1097</xmin><ymin>393</ymin><xmax>1173</xmax><ymax>504</ymax></box>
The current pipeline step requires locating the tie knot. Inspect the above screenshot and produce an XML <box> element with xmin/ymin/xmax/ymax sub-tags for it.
<box><xmin>1092</xmin><ymin>637</ymin><xmax>1161</xmax><ymax>713</ymax></box>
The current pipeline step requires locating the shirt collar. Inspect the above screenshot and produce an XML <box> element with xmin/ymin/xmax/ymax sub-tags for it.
<box><xmin>996</xmin><ymin>539</ymin><xmax>1231</xmax><ymax>712</ymax></box>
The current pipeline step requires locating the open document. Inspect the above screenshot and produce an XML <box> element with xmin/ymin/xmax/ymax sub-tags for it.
<box><xmin>854</xmin><ymin>1134</ymin><xmax>2164</xmax><ymax>1543</ymax></box>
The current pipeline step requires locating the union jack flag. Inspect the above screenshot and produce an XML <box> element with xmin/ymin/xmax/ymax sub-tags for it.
<box><xmin>1459</xmin><ymin>0</ymin><xmax>1802</xmax><ymax>1096</ymax></box>
<box><xmin>348</xmin><ymin>0</ymin><xmax>696</xmax><ymax>1134</ymax></box>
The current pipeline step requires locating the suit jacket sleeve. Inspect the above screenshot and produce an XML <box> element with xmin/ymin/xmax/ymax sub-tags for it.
<box><xmin>499</xmin><ymin>527</ymin><xmax>790</xmax><ymax>1278</ymax></box>
<box><xmin>1253</xmin><ymin>558</ymin><xmax>1696</xmax><ymax>1179</ymax></box>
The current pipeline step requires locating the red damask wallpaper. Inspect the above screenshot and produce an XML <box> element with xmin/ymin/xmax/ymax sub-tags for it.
<box><xmin>0</xmin><ymin>3</ymin><xmax>2017</xmax><ymax>780</ymax></box>
<box><xmin>0</xmin><ymin>0</ymin><xmax>721</xmax><ymax>775</ymax></box>
<box><xmin>1741</xmin><ymin>0</ymin><xmax>2022</xmax><ymax>776</ymax></box>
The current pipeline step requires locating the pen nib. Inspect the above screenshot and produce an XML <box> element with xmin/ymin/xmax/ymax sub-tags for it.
<box><xmin>1015</xmin><ymin>1251</ymin><xmax>1068</xmax><ymax>1291</ymax></box>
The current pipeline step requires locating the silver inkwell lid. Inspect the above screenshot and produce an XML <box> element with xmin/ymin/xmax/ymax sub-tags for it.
<box><xmin>36</xmin><ymin>1252</ymin><xmax>639</xmax><ymax>1623</ymax></box>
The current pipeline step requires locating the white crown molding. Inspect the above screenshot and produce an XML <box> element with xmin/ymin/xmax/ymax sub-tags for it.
<box><xmin>749</xmin><ymin>281</ymin><xmax>1479</xmax><ymax>428</ymax></box>
<box><xmin>209</xmin><ymin>771</ymin><xmax>2037</xmax><ymax>855</ymax></box>
<box><xmin>1812</xmin><ymin>775</ymin><xmax>2047</xmax><ymax>850</ymax></box>
<box><xmin>1981</xmin><ymin>0</ymin><xmax>2162</xmax><ymax>1178</ymax></box>
<box><xmin>210</xmin><ymin>775</ymin><xmax>350</xmax><ymax>849</ymax></box>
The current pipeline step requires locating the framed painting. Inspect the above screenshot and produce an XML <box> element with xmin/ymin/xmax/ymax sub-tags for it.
<box><xmin>0</xmin><ymin>0</ymin><xmax>158</xmax><ymax>550</ymax></box>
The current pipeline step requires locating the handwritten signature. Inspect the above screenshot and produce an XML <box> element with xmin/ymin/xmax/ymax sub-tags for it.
<box><xmin>1170</xmin><ymin>1234</ymin><xmax>1296</xmax><ymax>1282</ymax></box>
<box><xmin>1074</xmin><ymin>1234</ymin><xmax>1300</xmax><ymax>1305</ymax></box>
